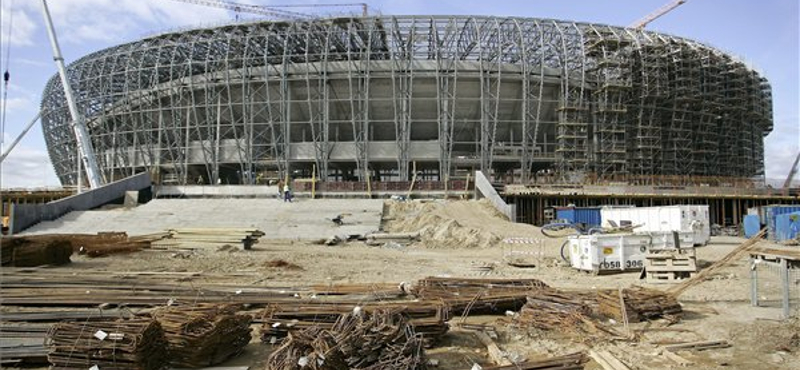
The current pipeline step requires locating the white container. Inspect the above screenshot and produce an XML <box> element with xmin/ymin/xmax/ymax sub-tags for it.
<box><xmin>600</xmin><ymin>205</ymin><xmax>710</xmax><ymax>246</ymax></box>
<box><xmin>567</xmin><ymin>234</ymin><xmax>651</xmax><ymax>273</ymax></box>
<box><xmin>567</xmin><ymin>231</ymin><xmax>696</xmax><ymax>273</ymax></box>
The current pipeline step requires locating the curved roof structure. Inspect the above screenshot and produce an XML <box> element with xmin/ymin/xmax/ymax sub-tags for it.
<box><xmin>41</xmin><ymin>16</ymin><xmax>772</xmax><ymax>185</ymax></box>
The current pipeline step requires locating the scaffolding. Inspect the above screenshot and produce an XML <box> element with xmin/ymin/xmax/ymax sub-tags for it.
<box><xmin>40</xmin><ymin>16</ymin><xmax>773</xmax><ymax>186</ymax></box>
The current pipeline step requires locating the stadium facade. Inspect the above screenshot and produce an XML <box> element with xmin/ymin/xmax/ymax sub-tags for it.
<box><xmin>41</xmin><ymin>16</ymin><xmax>773</xmax><ymax>186</ymax></box>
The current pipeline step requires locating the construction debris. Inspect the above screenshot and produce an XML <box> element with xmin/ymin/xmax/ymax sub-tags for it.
<box><xmin>153</xmin><ymin>304</ymin><xmax>253</xmax><ymax>368</ymax></box>
<box><xmin>588</xmin><ymin>349</ymin><xmax>632</xmax><ymax>370</ymax></box>
<box><xmin>46</xmin><ymin>318</ymin><xmax>168</xmax><ymax>370</ymax></box>
<box><xmin>265</xmin><ymin>309</ymin><xmax>428</xmax><ymax>370</ymax></box>
<box><xmin>1</xmin><ymin>236</ymin><xmax>72</xmax><ymax>267</ymax></box>
<box><xmin>152</xmin><ymin>228</ymin><xmax>265</xmax><ymax>250</ymax></box>
<box><xmin>476</xmin><ymin>352</ymin><xmax>589</xmax><ymax>369</ymax></box>
<box><xmin>598</xmin><ymin>287</ymin><xmax>682</xmax><ymax>323</ymax></box>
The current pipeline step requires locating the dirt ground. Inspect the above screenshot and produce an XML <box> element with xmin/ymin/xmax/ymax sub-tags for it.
<box><xmin>5</xmin><ymin>199</ymin><xmax>800</xmax><ymax>369</ymax></box>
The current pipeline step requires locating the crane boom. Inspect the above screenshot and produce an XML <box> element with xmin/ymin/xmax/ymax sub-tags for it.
<box><xmin>629</xmin><ymin>0</ymin><xmax>687</xmax><ymax>29</ymax></box>
<box><xmin>783</xmin><ymin>151</ymin><xmax>800</xmax><ymax>191</ymax></box>
<box><xmin>40</xmin><ymin>0</ymin><xmax>104</xmax><ymax>189</ymax></box>
<box><xmin>167</xmin><ymin>0</ymin><xmax>310</xmax><ymax>20</ymax></box>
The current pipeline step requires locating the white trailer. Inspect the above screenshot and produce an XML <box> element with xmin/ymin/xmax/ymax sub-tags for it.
<box><xmin>600</xmin><ymin>205</ymin><xmax>710</xmax><ymax>246</ymax></box>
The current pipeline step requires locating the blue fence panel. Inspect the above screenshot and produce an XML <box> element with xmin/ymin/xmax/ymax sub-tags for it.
<box><xmin>775</xmin><ymin>212</ymin><xmax>800</xmax><ymax>242</ymax></box>
<box><xmin>743</xmin><ymin>214</ymin><xmax>761</xmax><ymax>238</ymax></box>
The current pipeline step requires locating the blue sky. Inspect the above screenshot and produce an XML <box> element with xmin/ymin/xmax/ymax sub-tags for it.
<box><xmin>0</xmin><ymin>0</ymin><xmax>797</xmax><ymax>188</ymax></box>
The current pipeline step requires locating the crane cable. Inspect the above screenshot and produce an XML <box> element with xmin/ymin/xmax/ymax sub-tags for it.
<box><xmin>0</xmin><ymin>0</ymin><xmax>15</xmax><ymax>156</ymax></box>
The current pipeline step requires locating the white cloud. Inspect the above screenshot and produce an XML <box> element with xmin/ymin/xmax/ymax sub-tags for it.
<box><xmin>2</xmin><ymin>97</ymin><xmax>35</xmax><ymax>113</ymax></box>
<box><xmin>764</xmin><ymin>113</ymin><xmax>800</xmax><ymax>185</ymax></box>
<box><xmin>12</xmin><ymin>0</ymin><xmax>232</xmax><ymax>46</ymax></box>
<box><xmin>0</xmin><ymin>141</ymin><xmax>61</xmax><ymax>189</ymax></box>
<box><xmin>1</xmin><ymin>3</ymin><xmax>38</xmax><ymax>46</ymax></box>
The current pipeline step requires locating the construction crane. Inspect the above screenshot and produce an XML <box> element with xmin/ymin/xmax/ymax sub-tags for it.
<box><xmin>166</xmin><ymin>0</ymin><xmax>368</xmax><ymax>20</ymax></box>
<box><xmin>629</xmin><ymin>0</ymin><xmax>687</xmax><ymax>29</ymax></box>
<box><xmin>40</xmin><ymin>0</ymin><xmax>104</xmax><ymax>190</ymax></box>
<box><xmin>783</xmin><ymin>151</ymin><xmax>800</xmax><ymax>192</ymax></box>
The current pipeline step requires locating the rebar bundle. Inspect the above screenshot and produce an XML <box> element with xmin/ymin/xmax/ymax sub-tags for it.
<box><xmin>46</xmin><ymin>318</ymin><xmax>168</xmax><ymax>370</ymax></box>
<box><xmin>153</xmin><ymin>304</ymin><xmax>253</xmax><ymax>368</ymax></box>
<box><xmin>597</xmin><ymin>286</ymin><xmax>682</xmax><ymax>323</ymax></box>
<box><xmin>1</xmin><ymin>237</ymin><xmax>72</xmax><ymax>267</ymax></box>
<box><xmin>265</xmin><ymin>309</ymin><xmax>428</xmax><ymax>370</ymax></box>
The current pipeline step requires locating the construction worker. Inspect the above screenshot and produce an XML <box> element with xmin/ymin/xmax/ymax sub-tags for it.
<box><xmin>283</xmin><ymin>182</ymin><xmax>292</xmax><ymax>202</ymax></box>
<box><xmin>276</xmin><ymin>179</ymin><xmax>284</xmax><ymax>200</ymax></box>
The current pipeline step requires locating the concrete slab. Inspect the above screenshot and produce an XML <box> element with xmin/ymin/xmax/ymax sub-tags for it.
<box><xmin>22</xmin><ymin>198</ymin><xmax>384</xmax><ymax>240</ymax></box>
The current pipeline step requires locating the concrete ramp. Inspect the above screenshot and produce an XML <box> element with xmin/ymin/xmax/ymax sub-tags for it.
<box><xmin>22</xmin><ymin>198</ymin><xmax>384</xmax><ymax>240</ymax></box>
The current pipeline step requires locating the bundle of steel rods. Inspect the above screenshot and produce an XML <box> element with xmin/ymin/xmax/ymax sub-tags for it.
<box><xmin>517</xmin><ymin>293</ymin><xmax>597</xmax><ymax>335</ymax></box>
<box><xmin>46</xmin><ymin>318</ymin><xmax>167</xmax><ymax>370</ymax></box>
<box><xmin>411</xmin><ymin>277</ymin><xmax>550</xmax><ymax>316</ymax></box>
<box><xmin>413</xmin><ymin>277</ymin><xmax>549</xmax><ymax>295</ymax></box>
<box><xmin>153</xmin><ymin>304</ymin><xmax>252</xmax><ymax>368</ymax></box>
<box><xmin>597</xmin><ymin>286</ymin><xmax>682</xmax><ymax>323</ymax></box>
<box><xmin>1</xmin><ymin>237</ymin><xmax>72</xmax><ymax>267</ymax></box>
<box><xmin>265</xmin><ymin>309</ymin><xmax>427</xmax><ymax>370</ymax></box>
<box><xmin>261</xmin><ymin>302</ymin><xmax>448</xmax><ymax>346</ymax></box>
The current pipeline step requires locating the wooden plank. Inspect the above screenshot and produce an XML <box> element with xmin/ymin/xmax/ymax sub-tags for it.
<box><xmin>474</xmin><ymin>330</ymin><xmax>512</xmax><ymax>366</ymax></box>
<box><xmin>664</xmin><ymin>340</ymin><xmax>731</xmax><ymax>352</ymax></box>
<box><xmin>588</xmin><ymin>349</ymin><xmax>631</xmax><ymax>370</ymax></box>
<box><xmin>668</xmin><ymin>229</ymin><xmax>765</xmax><ymax>296</ymax></box>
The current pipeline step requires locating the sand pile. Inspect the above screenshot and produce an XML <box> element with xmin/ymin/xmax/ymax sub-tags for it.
<box><xmin>384</xmin><ymin>199</ymin><xmax>524</xmax><ymax>248</ymax></box>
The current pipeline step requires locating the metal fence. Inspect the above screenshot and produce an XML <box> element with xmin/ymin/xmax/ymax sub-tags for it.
<box><xmin>750</xmin><ymin>254</ymin><xmax>800</xmax><ymax>318</ymax></box>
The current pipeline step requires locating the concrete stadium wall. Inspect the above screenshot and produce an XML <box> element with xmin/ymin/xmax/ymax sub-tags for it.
<box><xmin>10</xmin><ymin>172</ymin><xmax>151</xmax><ymax>234</ymax></box>
<box><xmin>474</xmin><ymin>170</ymin><xmax>515</xmax><ymax>222</ymax></box>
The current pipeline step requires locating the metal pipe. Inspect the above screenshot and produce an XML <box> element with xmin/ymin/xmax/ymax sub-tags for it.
<box><xmin>0</xmin><ymin>111</ymin><xmax>42</xmax><ymax>164</ymax></box>
<box><xmin>39</xmin><ymin>0</ymin><xmax>103</xmax><ymax>189</ymax></box>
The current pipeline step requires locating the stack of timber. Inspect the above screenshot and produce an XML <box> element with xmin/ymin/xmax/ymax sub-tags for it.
<box><xmin>0</xmin><ymin>325</ymin><xmax>49</xmax><ymax>366</ymax></box>
<box><xmin>598</xmin><ymin>287</ymin><xmax>682</xmax><ymax>323</ymax></box>
<box><xmin>153</xmin><ymin>304</ymin><xmax>252</xmax><ymax>368</ymax></box>
<box><xmin>477</xmin><ymin>352</ymin><xmax>589</xmax><ymax>370</ymax></box>
<box><xmin>265</xmin><ymin>309</ymin><xmax>428</xmax><ymax>370</ymax></box>
<box><xmin>645</xmin><ymin>248</ymin><xmax>698</xmax><ymax>283</ymax></box>
<box><xmin>261</xmin><ymin>301</ymin><xmax>448</xmax><ymax>346</ymax></box>
<box><xmin>46</xmin><ymin>318</ymin><xmax>168</xmax><ymax>370</ymax></box>
<box><xmin>152</xmin><ymin>228</ymin><xmax>265</xmax><ymax>250</ymax></box>
<box><xmin>1</xmin><ymin>236</ymin><xmax>72</xmax><ymax>267</ymax></box>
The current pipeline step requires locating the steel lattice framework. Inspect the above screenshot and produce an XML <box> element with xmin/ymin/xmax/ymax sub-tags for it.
<box><xmin>40</xmin><ymin>16</ymin><xmax>773</xmax><ymax>185</ymax></box>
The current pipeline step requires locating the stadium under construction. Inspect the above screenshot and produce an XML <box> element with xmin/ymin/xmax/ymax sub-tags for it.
<box><xmin>33</xmin><ymin>15</ymin><xmax>795</xmax><ymax>227</ymax></box>
<box><xmin>41</xmin><ymin>15</ymin><xmax>773</xmax><ymax>186</ymax></box>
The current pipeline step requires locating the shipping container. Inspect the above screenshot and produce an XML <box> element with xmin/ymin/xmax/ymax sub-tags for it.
<box><xmin>554</xmin><ymin>207</ymin><xmax>602</xmax><ymax>228</ymax></box>
<box><xmin>773</xmin><ymin>211</ymin><xmax>800</xmax><ymax>242</ymax></box>
<box><xmin>600</xmin><ymin>205</ymin><xmax>710</xmax><ymax>246</ymax></box>
<box><xmin>743</xmin><ymin>214</ymin><xmax>761</xmax><ymax>238</ymax></box>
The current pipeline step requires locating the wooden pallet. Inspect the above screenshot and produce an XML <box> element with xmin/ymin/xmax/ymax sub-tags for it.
<box><xmin>645</xmin><ymin>254</ymin><xmax>697</xmax><ymax>272</ymax></box>
<box><xmin>646</xmin><ymin>270</ymin><xmax>696</xmax><ymax>284</ymax></box>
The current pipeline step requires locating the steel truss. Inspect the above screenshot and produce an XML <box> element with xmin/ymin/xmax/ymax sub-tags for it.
<box><xmin>40</xmin><ymin>16</ymin><xmax>773</xmax><ymax>185</ymax></box>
